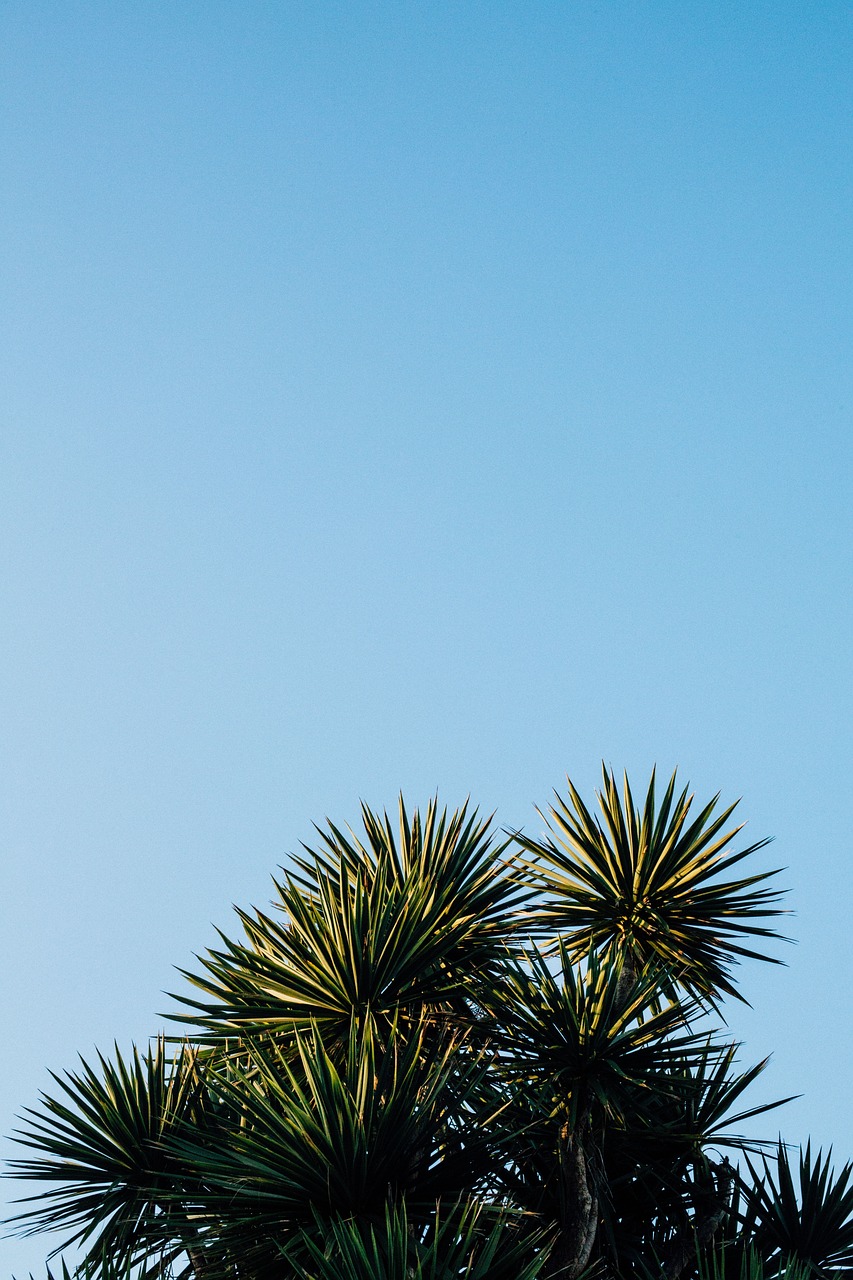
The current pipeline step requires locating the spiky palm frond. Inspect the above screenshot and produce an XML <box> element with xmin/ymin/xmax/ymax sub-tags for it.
<box><xmin>174</xmin><ymin>798</ymin><xmax>527</xmax><ymax>1045</ymax></box>
<box><xmin>520</xmin><ymin>766</ymin><xmax>787</xmax><ymax>1002</ymax></box>
<box><xmin>597</xmin><ymin>1041</ymin><xmax>792</xmax><ymax>1273</ymax></box>
<box><xmin>7</xmin><ymin>1041</ymin><xmax>205</xmax><ymax>1280</ymax></box>
<box><xmin>4</xmin><ymin>776</ymin><xmax>806</xmax><ymax>1280</ymax></box>
<box><xmin>495</xmin><ymin>946</ymin><xmax>705</xmax><ymax>1130</ymax></box>
<box><xmin>164</xmin><ymin>1015</ymin><xmax>509</xmax><ymax>1277</ymax></box>
<box><xmin>282</xmin><ymin>1198</ymin><xmax>552</xmax><ymax>1280</ymax></box>
<box><xmin>495</xmin><ymin>1004</ymin><xmax>790</xmax><ymax>1277</ymax></box>
<box><xmin>737</xmin><ymin>1143</ymin><xmax>853</xmax><ymax>1278</ymax></box>
<box><xmin>666</xmin><ymin>1046</ymin><xmax>793</xmax><ymax>1157</ymax></box>
<box><xmin>14</xmin><ymin>1261</ymin><xmax>75</xmax><ymax>1280</ymax></box>
<box><xmin>484</xmin><ymin>948</ymin><xmax>708</xmax><ymax>1273</ymax></box>
<box><xmin>699</xmin><ymin>1241</ymin><xmax>814</xmax><ymax>1280</ymax></box>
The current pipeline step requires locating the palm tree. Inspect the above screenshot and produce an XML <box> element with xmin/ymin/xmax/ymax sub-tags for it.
<box><xmin>721</xmin><ymin>1143</ymin><xmax>853</xmax><ymax>1280</ymax></box>
<box><xmin>518</xmin><ymin>767</ymin><xmax>788</xmax><ymax>1003</ymax></box>
<box><xmin>6</xmin><ymin>772</ymin><xmax>850</xmax><ymax>1280</ymax></box>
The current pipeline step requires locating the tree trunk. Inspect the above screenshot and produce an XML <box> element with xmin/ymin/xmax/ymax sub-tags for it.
<box><xmin>659</xmin><ymin>1159</ymin><xmax>734</xmax><ymax>1280</ymax></box>
<box><xmin>550</xmin><ymin>1124</ymin><xmax>599</xmax><ymax>1279</ymax></box>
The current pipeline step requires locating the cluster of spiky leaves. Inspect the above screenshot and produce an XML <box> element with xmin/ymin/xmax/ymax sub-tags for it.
<box><xmin>5</xmin><ymin>772</ymin><xmax>851</xmax><ymax>1280</ymax></box>
<box><xmin>713</xmin><ymin>1144</ymin><xmax>853</xmax><ymax>1280</ymax></box>
<box><xmin>519</xmin><ymin>768</ymin><xmax>789</xmax><ymax>1003</ymax></box>
<box><xmin>177</xmin><ymin>800</ymin><xmax>526</xmax><ymax>1044</ymax></box>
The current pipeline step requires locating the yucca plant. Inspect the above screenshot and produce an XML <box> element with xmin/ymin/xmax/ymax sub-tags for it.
<box><xmin>4</xmin><ymin>772</ymin><xmax>839</xmax><ymax>1280</ymax></box>
<box><xmin>519</xmin><ymin>766</ymin><xmax>788</xmax><ymax>1002</ymax></box>
<box><xmin>175</xmin><ymin>798</ymin><xmax>526</xmax><ymax>1049</ymax></box>
<box><xmin>730</xmin><ymin>1143</ymin><xmax>853</xmax><ymax>1279</ymax></box>
<box><xmin>8</xmin><ymin>1041</ymin><xmax>207</xmax><ymax>1280</ymax></box>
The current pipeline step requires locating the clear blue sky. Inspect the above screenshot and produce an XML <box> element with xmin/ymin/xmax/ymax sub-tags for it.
<box><xmin>1</xmin><ymin>3</ymin><xmax>851</xmax><ymax>1272</ymax></box>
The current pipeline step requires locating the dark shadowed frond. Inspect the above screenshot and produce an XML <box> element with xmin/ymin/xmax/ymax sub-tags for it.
<box><xmin>162</xmin><ymin>1013</ymin><xmax>509</xmax><ymax>1274</ymax></box>
<box><xmin>494</xmin><ymin>945</ymin><xmax>706</xmax><ymax>1129</ymax></box>
<box><xmin>737</xmin><ymin>1143</ymin><xmax>853</xmax><ymax>1278</ymax></box>
<box><xmin>699</xmin><ymin>1242</ymin><xmax>814</xmax><ymax>1280</ymax></box>
<box><xmin>281</xmin><ymin>1198</ymin><xmax>552</xmax><ymax>1280</ymax></box>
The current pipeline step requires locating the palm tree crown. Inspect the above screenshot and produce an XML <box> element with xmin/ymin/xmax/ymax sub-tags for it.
<box><xmin>7</xmin><ymin>770</ymin><xmax>847</xmax><ymax>1280</ymax></box>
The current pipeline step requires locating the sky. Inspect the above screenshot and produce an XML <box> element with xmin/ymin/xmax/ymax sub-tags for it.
<box><xmin>1</xmin><ymin>2</ymin><xmax>851</xmax><ymax>1273</ymax></box>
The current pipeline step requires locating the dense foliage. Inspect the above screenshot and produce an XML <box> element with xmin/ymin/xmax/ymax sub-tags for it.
<box><xmin>7</xmin><ymin>768</ymin><xmax>853</xmax><ymax>1280</ymax></box>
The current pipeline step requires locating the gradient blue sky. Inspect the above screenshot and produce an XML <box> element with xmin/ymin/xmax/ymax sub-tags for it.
<box><xmin>1</xmin><ymin>3</ymin><xmax>851</xmax><ymax>1272</ymax></box>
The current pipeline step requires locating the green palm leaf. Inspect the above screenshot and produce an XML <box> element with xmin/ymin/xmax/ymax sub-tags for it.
<box><xmin>7</xmin><ymin>1041</ymin><xmax>205</xmax><ymax>1279</ymax></box>
<box><xmin>3</xmin><ymin>772</ymin><xmax>816</xmax><ymax>1280</ymax></box>
<box><xmin>163</xmin><ymin>1015</ymin><xmax>510</xmax><ymax>1276</ymax></box>
<box><xmin>520</xmin><ymin>766</ymin><xmax>788</xmax><ymax>1002</ymax></box>
<box><xmin>13</xmin><ymin>1261</ymin><xmax>75</xmax><ymax>1280</ymax></box>
<box><xmin>495</xmin><ymin>946</ymin><xmax>706</xmax><ymax>1129</ymax></box>
<box><xmin>174</xmin><ymin>798</ymin><xmax>527</xmax><ymax>1045</ymax></box>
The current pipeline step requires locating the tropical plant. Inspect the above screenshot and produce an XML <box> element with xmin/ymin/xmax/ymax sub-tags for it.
<box><xmin>5</xmin><ymin>770</ymin><xmax>850</xmax><ymax>1280</ymax></box>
